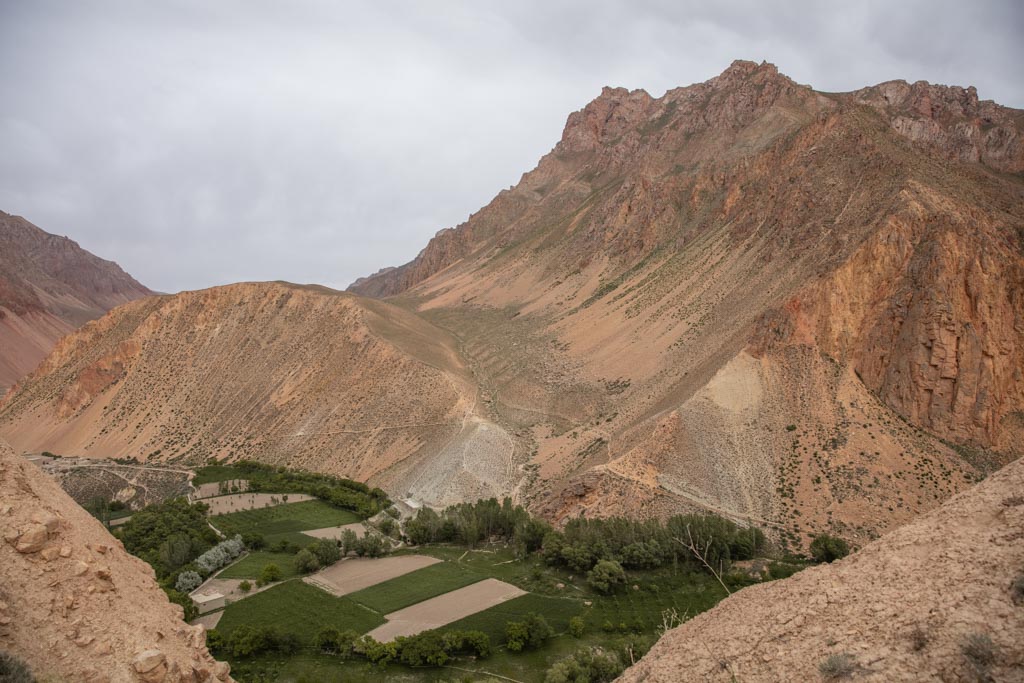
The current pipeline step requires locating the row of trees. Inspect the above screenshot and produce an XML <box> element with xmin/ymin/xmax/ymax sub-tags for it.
<box><xmin>208</xmin><ymin>626</ymin><xmax>491</xmax><ymax>668</ymax></box>
<box><xmin>540</xmin><ymin>514</ymin><xmax>766</xmax><ymax>574</ymax></box>
<box><xmin>404</xmin><ymin>497</ymin><xmax>549</xmax><ymax>551</ymax></box>
<box><xmin>402</xmin><ymin>499</ymin><xmax>767</xmax><ymax>579</ymax></box>
<box><xmin>202</xmin><ymin>460</ymin><xmax>390</xmax><ymax>518</ymax></box>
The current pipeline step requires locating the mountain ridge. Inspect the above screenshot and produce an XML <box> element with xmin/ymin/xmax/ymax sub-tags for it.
<box><xmin>0</xmin><ymin>211</ymin><xmax>152</xmax><ymax>394</ymax></box>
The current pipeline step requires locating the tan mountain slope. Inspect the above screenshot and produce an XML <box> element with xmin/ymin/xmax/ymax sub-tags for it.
<box><xmin>0</xmin><ymin>439</ymin><xmax>232</xmax><ymax>682</ymax></box>
<box><xmin>619</xmin><ymin>456</ymin><xmax>1024</xmax><ymax>682</ymax></box>
<box><xmin>0</xmin><ymin>211</ymin><xmax>152</xmax><ymax>394</ymax></box>
<box><xmin>349</xmin><ymin>60</ymin><xmax>1024</xmax><ymax>547</ymax></box>
<box><xmin>0</xmin><ymin>281</ymin><xmax>517</xmax><ymax>507</ymax></box>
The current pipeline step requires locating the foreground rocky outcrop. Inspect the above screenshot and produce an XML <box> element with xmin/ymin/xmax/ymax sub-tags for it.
<box><xmin>0</xmin><ymin>211</ymin><xmax>151</xmax><ymax>394</ymax></box>
<box><xmin>0</xmin><ymin>439</ymin><xmax>232</xmax><ymax>682</ymax></box>
<box><xmin>619</xmin><ymin>457</ymin><xmax>1024</xmax><ymax>682</ymax></box>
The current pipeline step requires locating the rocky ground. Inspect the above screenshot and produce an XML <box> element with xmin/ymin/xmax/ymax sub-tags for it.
<box><xmin>0</xmin><ymin>439</ymin><xmax>231</xmax><ymax>682</ymax></box>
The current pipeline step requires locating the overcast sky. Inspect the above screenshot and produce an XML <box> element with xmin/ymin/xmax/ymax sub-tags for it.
<box><xmin>1</xmin><ymin>1</ymin><xmax>1021</xmax><ymax>293</ymax></box>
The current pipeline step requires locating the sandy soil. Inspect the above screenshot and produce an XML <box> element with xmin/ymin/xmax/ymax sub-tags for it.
<box><xmin>200</xmin><ymin>492</ymin><xmax>314</xmax><ymax>515</ymax></box>
<box><xmin>367</xmin><ymin>578</ymin><xmax>526</xmax><ymax>641</ymax></box>
<box><xmin>301</xmin><ymin>522</ymin><xmax>366</xmax><ymax>540</ymax></box>
<box><xmin>303</xmin><ymin>555</ymin><xmax>440</xmax><ymax>596</ymax></box>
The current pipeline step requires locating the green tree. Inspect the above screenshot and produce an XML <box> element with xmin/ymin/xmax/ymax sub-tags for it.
<box><xmin>569</xmin><ymin>616</ymin><xmax>586</xmax><ymax>638</ymax></box>
<box><xmin>309</xmin><ymin>538</ymin><xmax>341</xmax><ymax>567</ymax></box>
<box><xmin>341</xmin><ymin>529</ymin><xmax>358</xmax><ymax>555</ymax></box>
<box><xmin>587</xmin><ymin>560</ymin><xmax>627</xmax><ymax>594</ymax></box>
<box><xmin>294</xmin><ymin>548</ymin><xmax>320</xmax><ymax>574</ymax></box>
<box><xmin>259</xmin><ymin>563</ymin><xmax>282</xmax><ymax>584</ymax></box>
<box><xmin>809</xmin><ymin>534</ymin><xmax>850</xmax><ymax>563</ymax></box>
<box><xmin>316</xmin><ymin>627</ymin><xmax>342</xmax><ymax>654</ymax></box>
<box><xmin>506</xmin><ymin>613</ymin><xmax>554</xmax><ymax>652</ymax></box>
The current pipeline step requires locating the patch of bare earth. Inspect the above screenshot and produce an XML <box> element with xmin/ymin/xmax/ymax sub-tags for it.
<box><xmin>304</xmin><ymin>555</ymin><xmax>441</xmax><ymax>596</ymax></box>
<box><xmin>367</xmin><ymin>578</ymin><xmax>526</xmax><ymax>641</ymax></box>
<box><xmin>201</xmin><ymin>492</ymin><xmax>314</xmax><ymax>515</ymax></box>
<box><xmin>301</xmin><ymin>523</ymin><xmax>367</xmax><ymax>540</ymax></box>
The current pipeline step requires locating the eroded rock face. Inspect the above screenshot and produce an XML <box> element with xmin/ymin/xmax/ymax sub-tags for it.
<box><xmin>619</xmin><ymin>457</ymin><xmax>1024</xmax><ymax>682</ymax></box>
<box><xmin>0</xmin><ymin>439</ymin><xmax>232</xmax><ymax>682</ymax></box>
<box><xmin>854</xmin><ymin>80</ymin><xmax>1024</xmax><ymax>172</ymax></box>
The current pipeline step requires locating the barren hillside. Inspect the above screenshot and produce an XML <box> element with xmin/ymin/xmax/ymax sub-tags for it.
<box><xmin>349</xmin><ymin>61</ymin><xmax>1024</xmax><ymax>547</ymax></box>
<box><xmin>2</xmin><ymin>62</ymin><xmax>1022</xmax><ymax>551</ymax></box>
<box><xmin>0</xmin><ymin>282</ymin><xmax>518</xmax><ymax>507</ymax></box>
<box><xmin>618</xmin><ymin>456</ymin><xmax>1024</xmax><ymax>682</ymax></box>
<box><xmin>0</xmin><ymin>211</ymin><xmax>152</xmax><ymax>394</ymax></box>
<box><xmin>0</xmin><ymin>439</ymin><xmax>232</xmax><ymax>682</ymax></box>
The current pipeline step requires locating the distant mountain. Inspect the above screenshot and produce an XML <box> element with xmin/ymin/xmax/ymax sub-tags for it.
<box><xmin>4</xmin><ymin>62</ymin><xmax>1023</xmax><ymax>552</ymax></box>
<box><xmin>0</xmin><ymin>211</ymin><xmax>152</xmax><ymax>393</ymax></box>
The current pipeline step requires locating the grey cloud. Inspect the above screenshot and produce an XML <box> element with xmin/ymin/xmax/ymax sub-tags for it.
<box><xmin>0</xmin><ymin>0</ymin><xmax>1020</xmax><ymax>292</ymax></box>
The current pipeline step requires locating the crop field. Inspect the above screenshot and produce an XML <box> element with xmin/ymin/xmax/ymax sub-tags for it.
<box><xmin>216</xmin><ymin>580</ymin><xmax>384</xmax><ymax>643</ymax></box>
<box><xmin>346</xmin><ymin>561</ymin><xmax>483</xmax><ymax>614</ymax></box>
<box><xmin>211</xmin><ymin>499</ymin><xmax>359</xmax><ymax>546</ymax></box>
<box><xmin>367</xmin><ymin>578</ymin><xmax>526</xmax><ymax>641</ymax></box>
<box><xmin>442</xmin><ymin>592</ymin><xmax>585</xmax><ymax>642</ymax></box>
<box><xmin>217</xmin><ymin>551</ymin><xmax>303</xmax><ymax>580</ymax></box>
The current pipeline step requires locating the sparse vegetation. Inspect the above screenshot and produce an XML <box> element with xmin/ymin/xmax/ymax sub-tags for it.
<box><xmin>819</xmin><ymin>653</ymin><xmax>856</xmax><ymax>679</ymax></box>
<box><xmin>0</xmin><ymin>652</ymin><xmax>35</xmax><ymax>683</ymax></box>
<box><xmin>910</xmin><ymin>625</ymin><xmax>928</xmax><ymax>652</ymax></box>
<box><xmin>1011</xmin><ymin>571</ymin><xmax>1024</xmax><ymax>605</ymax></box>
<box><xmin>961</xmin><ymin>632</ymin><xmax>996</xmax><ymax>679</ymax></box>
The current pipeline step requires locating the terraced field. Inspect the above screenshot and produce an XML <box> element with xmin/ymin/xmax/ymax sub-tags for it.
<box><xmin>211</xmin><ymin>499</ymin><xmax>359</xmax><ymax>547</ymax></box>
<box><xmin>216</xmin><ymin>580</ymin><xmax>384</xmax><ymax>643</ymax></box>
<box><xmin>346</xmin><ymin>561</ymin><xmax>482</xmax><ymax>613</ymax></box>
<box><xmin>216</xmin><ymin>551</ymin><xmax>304</xmax><ymax>581</ymax></box>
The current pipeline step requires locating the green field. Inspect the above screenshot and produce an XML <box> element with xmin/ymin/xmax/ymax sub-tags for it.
<box><xmin>444</xmin><ymin>592</ymin><xmax>584</xmax><ymax>642</ymax></box>
<box><xmin>217</xmin><ymin>551</ymin><xmax>303</xmax><ymax>581</ymax></box>
<box><xmin>347</xmin><ymin>562</ymin><xmax>483</xmax><ymax>614</ymax></box>
<box><xmin>217</xmin><ymin>580</ymin><xmax>384</xmax><ymax>643</ymax></box>
<box><xmin>212</xmin><ymin>499</ymin><xmax>358</xmax><ymax>547</ymax></box>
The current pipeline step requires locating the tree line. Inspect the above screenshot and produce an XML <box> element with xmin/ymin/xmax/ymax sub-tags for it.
<box><xmin>403</xmin><ymin>497</ymin><xmax>766</xmax><ymax>578</ymax></box>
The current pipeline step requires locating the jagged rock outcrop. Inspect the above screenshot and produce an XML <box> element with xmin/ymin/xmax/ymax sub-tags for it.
<box><xmin>344</xmin><ymin>60</ymin><xmax>1024</xmax><ymax>545</ymax></box>
<box><xmin>0</xmin><ymin>439</ymin><xmax>232</xmax><ymax>682</ymax></box>
<box><xmin>618</xmin><ymin>456</ymin><xmax>1024</xmax><ymax>682</ymax></box>
<box><xmin>0</xmin><ymin>211</ymin><xmax>151</xmax><ymax>394</ymax></box>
